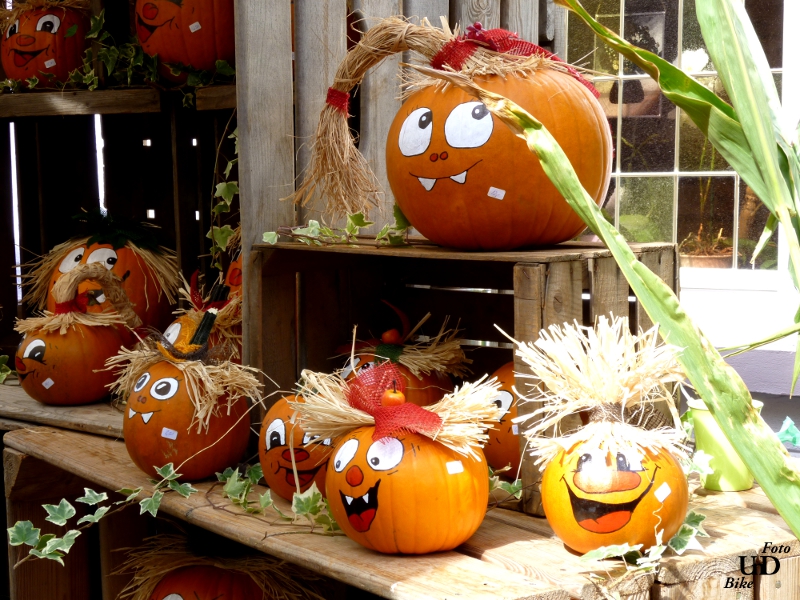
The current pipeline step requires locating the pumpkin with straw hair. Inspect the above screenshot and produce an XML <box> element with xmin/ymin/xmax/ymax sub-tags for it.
<box><xmin>292</xmin><ymin>16</ymin><xmax>612</xmax><ymax>250</ymax></box>
<box><xmin>507</xmin><ymin>315</ymin><xmax>689</xmax><ymax>554</ymax></box>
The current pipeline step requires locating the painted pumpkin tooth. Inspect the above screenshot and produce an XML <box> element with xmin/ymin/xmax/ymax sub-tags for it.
<box><xmin>449</xmin><ymin>171</ymin><xmax>467</xmax><ymax>184</ymax></box>
<box><xmin>141</xmin><ymin>412</ymin><xmax>154</xmax><ymax>424</ymax></box>
<box><xmin>345</xmin><ymin>495</ymin><xmax>354</xmax><ymax>505</ymax></box>
<box><xmin>363</xmin><ymin>492</ymin><xmax>369</xmax><ymax>504</ymax></box>
<box><xmin>418</xmin><ymin>177</ymin><xmax>436</xmax><ymax>191</ymax></box>
<box><xmin>128</xmin><ymin>408</ymin><xmax>135</xmax><ymax>419</ymax></box>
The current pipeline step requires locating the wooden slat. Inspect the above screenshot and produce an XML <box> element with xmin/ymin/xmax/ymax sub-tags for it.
<box><xmin>542</xmin><ymin>260</ymin><xmax>582</xmax><ymax>330</ymax></box>
<box><xmin>2</xmin><ymin>427</ymin><xmax>564</xmax><ymax>600</ymax></box>
<box><xmin>195</xmin><ymin>85</ymin><xmax>237</xmax><ymax>111</ymax></box>
<box><xmin>0</xmin><ymin>89</ymin><xmax>161</xmax><ymax>117</ymax></box>
<box><xmin>501</xmin><ymin>0</ymin><xmax>539</xmax><ymax>44</ymax></box>
<box><xmin>590</xmin><ymin>255</ymin><xmax>630</xmax><ymax>323</ymax></box>
<box><xmin>0</xmin><ymin>385</ymin><xmax>123</xmax><ymax>438</ymax></box>
<box><xmin>99</xmin><ymin>506</ymin><xmax>148</xmax><ymax>600</ymax></box>
<box><xmin>654</xmin><ymin>574</ymin><xmax>754</xmax><ymax>600</ymax></box>
<box><xmin>758</xmin><ymin>554</ymin><xmax>800</xmax><ymax>600</ymax></box>
<box><xmin>451</xmin><ymin>0</ymin><xmax>500</xmax><ymax>29</ymax></box>
<box><xmin>404</xmin><ymin>0</ymin><xmax>449</xmax><ymax>22</ymax></box>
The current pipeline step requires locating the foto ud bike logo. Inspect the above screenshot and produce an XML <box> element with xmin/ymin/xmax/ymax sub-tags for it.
<box><xmin>727</xmin><ymin>542</ymin><xmax>790</xmax><ymax>589</ymax></box>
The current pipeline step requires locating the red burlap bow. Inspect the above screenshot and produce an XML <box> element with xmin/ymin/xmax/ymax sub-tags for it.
<box><xmin>346</xmin><ymin>361</ymin><xmax>443</xmax><ymax>441</ymax></box>
<box><xmin>326</xmin><ymin>87</ymin><xmax>351</xmax><ymax>114</ymax></box>
<box><xmin>54</xmin><ymin>291</ymin><xmax>90</xmax><ymax>315</ymax></box>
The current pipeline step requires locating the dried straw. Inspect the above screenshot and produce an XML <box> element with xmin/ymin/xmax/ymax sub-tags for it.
<box><xmin>291</xmin><ymin>16</ymin><xmax>566</xmax><ymax>218</ymax></box>
<box><xmin>291</xmin><ymin>369</ymin><xmax>502</xmax><ymax>458</ymax></box>
<box><xmin>106</xmin><ymin>340</ymin><xmax>262</xmax><ymax>433</ymax></box>
<box><xmin>1</xmin><ymin>0</ymin><xmax>89</xmax><ymax>32</ymax></box>
<box><xmin>117</xmin><ymin>534</ymin><xmax>326</xmax><ymax>600</ymax></box>
<box><xmin>15</xmin><ymin>263</ymin><xmax>141</xmax><ymax>335</ymax></box>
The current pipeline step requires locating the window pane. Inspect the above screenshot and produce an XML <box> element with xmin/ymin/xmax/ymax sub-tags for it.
<box><xmin>738</xmin><ymin>184</ymin><xmax>779</xmax><ymax>270</ymax></box>
<box><xmin>746</xmin><ymin>0</ymin><xmax>783</xmax><ymax>69</ymax></box>
<box><xmin>678</xmin><ymin>176</ymin><xmax>735</xmax><ymax>268</ymax></box>
<box><xmin>620</xmin><ymin>80</ymin><xmax>675</xmax><ymax>172</ymax></box>
<box><xmin>682</xmin><ymin>0</ymin><xmax>714</xmax><ymax>73</ymax></box>
<box><xmin>622</xmin><ymin>0</ymin><xmax>679</xmax><ymax>75</ymax></box>
<box><xmin>679</xmin><ymin>76</ymin><xmax>731</xmax><ymax>172</ymax></box>
<box><xmin>568</xmin><ymin>0</ymin><xmax>620</xmax><ymax>74</ymax></box>
<box><xmin>618</xmin><ymin>177</ymin><xmax>674</xmax><ymax>243</ymax></box>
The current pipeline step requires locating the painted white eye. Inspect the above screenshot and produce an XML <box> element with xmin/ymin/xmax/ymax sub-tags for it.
<box><xmin>398</xmin><ymin>107</ymin><xmax>433</xmax><ymax>157</ymax></box>
<box><xmin>163</xmin><ymin>322</ymin><xmax>182</xmax><ymax>345</ymax></box>
<box><xmin>36</xmin><ymin>14</ymin><xmax>61</xmax><ymax>33</ymax></box>
<box><xmin>150</xmin><ymin>377</ymin><xmax>180</xmax><ymax>400</ymax></box>
<box><xmin>58</xmin><ymin>247</ymin><xmax>85</xmax><ymax>273</ymax></box>
<box><xmin>341</xmin><ymin>356</ymin><xmax>361</xmax><ymax>379</ymax></box>
<box><xmin>333</xmin><ymin>438</ymin><xmax>359</xmax><ymax>472</ymax></box>
<box><xmin>161</xmin><ymin>595</ymin><xmax>184</xmax><ymax>600</ymax></box>
<box><xmin>444</xmin><ymin>101</ymin><xmax>493</xmax><ymax>148</ymax></box>
<box><xmin>575</xmin><ymin>447</ymin><xmax>605</xmax><ymax>473</ymax></box>
<box><xmin>22</xmin><ymin>339</ymin><xmax>46</xmax><ymax>362</ymax></box>
<box><xmin>133</xmin><ymin>372</ymin><xmax>151</xmax><ymax>393</ymax></box>
<box><xmin>266</xmin><ymin>418</ymin><xmax>286</xmax><ymax>450</ymax></box>
<box><xmin>616</xmin><ymin>449</ymin><xmax>644</xmax><ymax>472</ymax></box>
<box><xmin>6</xmin><ymin>20</ymin><xmax>19</xmax><ymax>38</ymax></box>
<box><xmin>86</xmin><ymin>248</ymin><xmax>118</xmax><ymax>270</ymax></box>
<box><xmin>366</xmin><ymin>437</ymin><xmax>403</xmax><ymax>471</ymax></box>
<box><xmin>492</xmin><ymin>390</ymin><xmax>514</xmax><ymax>418</ymax></box>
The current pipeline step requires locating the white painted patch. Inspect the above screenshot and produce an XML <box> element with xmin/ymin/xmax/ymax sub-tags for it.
<box><xmin>189</xmin><ymin>21</ymin><xmax>201</xmax><ymax>33</ymax></box>
<box><xmin>512</xmin><ymin>424</ymin><xmax>519</xmax><ymax>435</ymax></box>
<box><xmin>161</xmin><ymin>427</ymin><xmax>178</xmax><ymax>440</ymax></box>
<box><xmin>44</xmin><ymin>59</ymin><xmax>56</xmax><ymax>68</ymax></box>
<box><xmin>654</xmin><ymin>482</ymin><xmax>672</xmax><ymax>503</ymax></box>
<box><xmin>446</xmin><ymin>460</ymin><xmax>464</xmax><ymax>475</ymax></box>
<box><xmin>487</xmin><ymin>187</ymin><xmax>506</xmax><ymax>200</ymax></box>
<box><xmin>42</xmin><ymin>378</ymin><xmax>54</xmax><ymax>389</ymax></box>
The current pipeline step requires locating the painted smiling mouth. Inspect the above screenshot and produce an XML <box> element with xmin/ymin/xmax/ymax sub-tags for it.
<box><xmin>12</xmin><ymin>48</ymin><xmax>45</xmax><ymax>68</ymax></box>
<box><xmin>278</xmin><ymin>464</ymin><xmax>323</xmax><ymax>489</ymax></box>
<box><xmin>136</xmin><ymin>15</ymin><xmax>172</xmax><ymax>43</ymax></box>
<box><xmin>340</xmin><ymin>480</ymin><xmax>380</xmax><ymax>533</ymax></box>
<box><xmin>564</xmin><ymin>472</ymin><xmax>655</xmax><ymax>534</ymax></box>
<box><xmin>410</xmin><ymin>160</ymin><xmax>483</xmax><ymax>192</ymax></box>
<box><xmin>128</xmin><ymin>408</ymin><xmax>158</xmax><ymax>424</ymax></box>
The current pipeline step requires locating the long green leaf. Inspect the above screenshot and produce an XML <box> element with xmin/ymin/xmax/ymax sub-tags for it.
<box><xmin>410</xmin><ymin>66</ymin><xmax>800</xmax><ymax>538</ymax></box>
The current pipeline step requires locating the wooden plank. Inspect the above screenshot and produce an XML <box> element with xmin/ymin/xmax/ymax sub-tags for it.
<box><xmin>501</xmin><ymin>0</ymin><xmax>539</xmax><ymax>44</ymax></box>
<box><xmin>195</xmin><ymin>85</ymin><xmax>237</xmax><ymax>111</ymax></box>
<box><xmin>0</xmin><ymin>385</ymin><xmax>123</xmax><ymax>438</ymax></box>
<box><xmin>235</xmin><ymin>0</ymin><xmax>296</xmax><ymax>369</ymax></box>
<box><xmin>589</xmin><ymin>256</ymin><xmax>630</xmax><ymax>323</ymax></box>
<box><xmin>542</xmin><ymin>260</ymin><xmax>582</xmax><ymax>330</ymax></box>
<box><xmin>758</xmin><ymin>554</ymin><xmax>800</xmax><ymax>600</ymax></box>
<box><xmin>0</xmin><ymin>89</ymin><xmax>161</xmax><ymax>117</ymax></box>
<box><xmin>404</xmin><ymin>0</ymin><xmax>449</xmax><ymax>22</ymax></box>
<box><xmin>654</xmin><ymin>571</ymin><xmax>754</xmax><ymax>599</ymax></box>
<box><xmin>3</xmin><ymin>427</ymin><xmax>565</xmax><ymax>600</ymax></box>
<box><xmin>99</xmin><ymin>506</ymin><xmax>148</xmax><ymax>600</ymax></box>
<box><xmin>451</xmin><ymin>0</ymin><xmax>500</xmax><ymax>30</ymax></box>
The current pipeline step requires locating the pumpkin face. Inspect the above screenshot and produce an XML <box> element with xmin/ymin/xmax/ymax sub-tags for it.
<box><xmin>258</xmin><ymin>396</ymin><xmax>332</xmax><ymax>501</ymax></box>
<box><xmin>15</xmin><ymin>327</ymin><xmax>122</xmax><ymax>405</ymax></box>
<box><xmin>123</xmin><ymin>360</ymin><xmax>249</xmax><ymax>481</ymax></box>
<box><xmin>344</xmin><ymin>354</ymin><xmax>453</xmax><ymax>407</ymax></box>
<box><xmin>46</xmin><ymin>242</ymin><xmax>173</xmax><ymax>331</ymax></box>
<box><xmin>326</xmin><ymin>426</ymin><xmax>488</xmax><ymax>554</ymax></box>
<box><xmin>224</xmin><ymin>254</ymin><xmax>242</xmax><ymax>298</ymax></box>
<box><xmin>134</xmin><ymin>0</ymin><xmax>235</xmax><ymax>73</ymax></box>
<box><xmin>541</xmin><ymin>442</ymin><xmax>688</xmax><ymax>554</ymax></box>
<box><xmin>149</xmin><ymin>565</ymin><xmax>260</xmax><ymax>600</ymax></box>
<box><xmin>1</xmin><ymin>7</ymin><xmax>89</xmax><ymax>84</ymax></box>
<box><xmin>483</xmin><ymin>363</ymin><xmax>521</xmax><ymax>476</ymax></box>
<box><xmin>385</xmin><ymin>71</ymin><xmax>612</xmax><ymax>250</ymax></box>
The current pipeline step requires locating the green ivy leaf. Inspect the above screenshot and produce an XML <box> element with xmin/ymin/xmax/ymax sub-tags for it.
<box><xmin>668</xmin><ymin>523</ymin><xmax>702</xmax><ymax>555</ymax></box>
<box><xmin>43</xmin><ymin>530</ymin><xmax>80</xmax><ymax>555</ymax></box>
<box><xmin>0</xmin><ymin>355</ymin><xmax>12</xmax><ymax>384</ymax></box>
<box><xmin>246</xmin><ymin>464</ymin><xmax>263</xmax><ymax>485</ymax></box>
<box><xmin>222</xmin><ymin>468</ymin><xmax>248</xmax><ymax>499</ymax></box>
<box><xmin>294</xmin><ymin>220</ymin><xmax>321</xmax><ymax>239</ymax></box>
<box><xmin>76</xmin><ymin>506</ymin><xmax>109</xmax><ymax>525</ymax></box>
<box><xmin>259</xmin><ymin>490</ymin><xmax>274</xmax><ymax>510</ymax></box>
<box><xmin>262</xmin><ymin>232</ymin><xmax>279</xmax><ymax>245</ymax></box>
<box><xmin>43</xmin><ymin>499</ymin><xmax>76</xmax><ymax>527</ymax></box>
<box><xmin>98</xmin><ymin>46</ymin><xmax>120</xmax><ymax>76</ymax></box>
<box><xmin>683</xmin><ymin>510</ymin><xmax>709</xmax><ymax>537</ymax></box>
<box><xmin>777</xmin><ymin>417</ymin><xmax>800</xmax><ymax>446</ymax></box>
<box><xmin>230</xmin><ymin>128</ymin><xmax>239</xmax><ymax>155</ymax></box>
<box><xmin>25</xmin><ymin>76</ymin><xmax>39</xmax><ymax>89</ymax></box>
<box><xmin>168</xmin><ymin>480</ymin><xmax>198</xmax><ymax>498</ymax></box>
<box><xmin>292</xmin><ymin>482</ymin><xmax>324</xmax><ymax>523</ymax></box>
<box><xmin>85</xmin><ymin>10</ymin><xmax>105</xmax><ymax>39</ymax></box>
<box><xmin>139</xmin><ymin>491</ymin><xmax>163</xmax><ymax>518</ymax></box>
<box><xmin>75</xmin><ymin>488</ymin><xmax>108</xmax><ymax>506</ymax></box>
<box><xmin>8</xmin><ymin>521</ymin><xmax>40</xmax><ymax>547</ymax></box>
<box><xmin>216</xmin><ymin>467</ymin><xmax>236</xmax><ymax>482</ymax></box>
<box><xmin>499</xmin><ymin>479</ymin><xmax>523</xmax><ymax>500</ymax></box>
<box><xmin>214</xmin><ymin>181</ymin><xmax>239</xmax><ymax>203</ymax></box>
<box><xmin>154</xmin><ymin>463</ymin><xmax>180</xmax><ymax>482</ymax></box>
<box><xmin>182</xmin><ymin>92</ymin><xmax>195</xmax><ymax>108</ymax></box>
<box><xmin>387</xmin><ymin>233</ymin><xmax>406</xmax><ymax>246</ymax></box>
<box><xmin>115</xmin><ymin>487</ymin><xmax>142</xmax><ymax>504</ymax></box>
<box><xmin>33</xmin><ymin>533</ymin><xmax>56</xmax><ymax>551</ymax></box>
<box><xmin>208</xmin><ymin>225</ymin><xmax>235</xmax><ymax>251</ymax></box>
<box><xmin>224</xmin><ymin>157</ymin><xmax>238</xmax><ymax>179</ymax></box>
<box><xmin>29</xmin><ymin>548</ymin><xmax>64</xmax><ymax>565</ymax></box>
<box><xmin>688</xmin><ymin>449</ymin><xmax>715</xmax><ymax>476</ymax></box>
<box><xmin>315</xmin><ymin>500</ymin><xmax>341</xmax><ymax>534</ymax></box>
<box><xmin>64</xmin><ymin>24</ymin><xmax>78</xmax><ymax>38</ymax></box>
<box><xmin>215</xmin><ymin>60</ymin><xmax>236</xmax><ymax>76</ymax></box>
<box><xmin>580</xmin><ymin>543</ymin><xmax>643</xmax><ymax>562</ymax></box>
<box><xmin>393</xmin><ymin>204</ymin><xmax>412</xmax><ymax>230</ymax></box>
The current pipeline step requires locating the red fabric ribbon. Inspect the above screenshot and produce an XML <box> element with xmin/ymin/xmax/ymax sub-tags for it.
<box><xmin>54</xmin><ymin>291</ymin><xmax>90</xmax><ymax>315</ymax></box>
<box><xmin>326</xmin><ymin>87</ymin><xmax>350</xmax><ymax>114</ymax></box>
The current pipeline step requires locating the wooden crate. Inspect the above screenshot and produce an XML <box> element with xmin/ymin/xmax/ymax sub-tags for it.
<box><xmin>247</xmin><ymin>239</ymin><xmax>678</xmax><ymax>516</ymax></box>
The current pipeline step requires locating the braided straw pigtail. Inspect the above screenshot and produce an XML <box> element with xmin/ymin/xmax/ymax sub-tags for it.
<box><xmin>16</xmin><ymin>263</ymin><xmax>141</xmax><ymax>335</ymax></box>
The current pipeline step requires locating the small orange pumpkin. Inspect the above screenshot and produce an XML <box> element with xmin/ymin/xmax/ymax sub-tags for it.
<box><xmin>258</xmin><ymin>396</ymin><xmax>332</xmax><ymax>501</ymax></box>
<box><xmin>541</xmin><ymin>442</ymin><xmax>688</xmax><ymax>554</ymax></box>
<box><xmin>483</xmin><ymin>362</ymin><xmax>521</xmax><ymax>476</ymax></box>
<box><xmin>344</xmin><ymin>353</ymin><xmax>453</xmax><ymax>407</ymax></box>
<box><xmin>149</xmin><ymin>565</ymin><xmax>261</xmax><ymax>600</ymax></box>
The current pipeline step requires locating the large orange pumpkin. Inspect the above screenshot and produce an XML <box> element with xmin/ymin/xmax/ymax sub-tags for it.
<box><xmin>541</xmin><ymin>442</ymin><xmax>688</xmax><ymax>554</ymax></box>
<box><xmin>134</xmin><ymin>0</ymin><xmax>235</xmax><ymax>73</ymax></box>
<box><xmin>326</xmin><ymin>426</ymin><xmax>488</xmax><ymax>554</ymax></box>
<box><xmin>386</xmin><ymin>70</ymin><xmax>612</xmax><ymax>250</ymax></box>
<box><xmin>483</xmin><ymin>362</ymin><xmax>521</xmax><ymax>476</ymax></box>
<box><xmin>1</xmin><ymin>5</ymin><xmax>89</xmax><ymax>85</ymax></box>
<box><xmin>149</xmin><ymin>565</ymin><xmax>261</xmax><ymax>600</ymax></box>
<box><xmin>123</xmin><ymin>360</ymin><xmax>249</xmax><ymax>481</ymax></box>
<box><xmin>344</xmin><ymin>353</ymin><xmax>453</xmax><ymax>407</ymax></box>
<box><xmin>258</xmin><ymin>396</ymin><xmax>332</xmax><ymax>501</ymax></box>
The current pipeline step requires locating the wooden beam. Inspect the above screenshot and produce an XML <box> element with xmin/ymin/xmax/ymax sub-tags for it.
<box><xmin>0</xmin><ymin>89</ymin><xmax>161</xmax><ymax>117</ymax></box>
<box><xmin>195</xmin><ymin>85</ymin><xmax>237</xmax><ymax>111</ymax></box>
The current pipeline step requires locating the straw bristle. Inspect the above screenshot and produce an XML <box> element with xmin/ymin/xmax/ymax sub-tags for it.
<box><xmin>116</xmin><ymin>534</ymin><xmax>326</xmax><ymax>600</ymax></box>
<box><xmin>175</xmin><ymin>284</ymin><xmax>243</xmax><ymax>359</ymax></box>
<box><xmin>1</xmin><ymin>0</ymin><xmax>90</xmax><ymax>32</ymax></box>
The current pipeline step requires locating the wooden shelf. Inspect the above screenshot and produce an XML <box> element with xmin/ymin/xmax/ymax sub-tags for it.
<box><xmin>0</xmin><ymin>384</ymin><xmax>122</xmax><ymax>438</ymax></box>
<box><xmin>195</xmin><ymin>85</ymin><xmax>236</xmax><ymax>111</ymax></box>
<box><xmin>3</xmin><ymin>426</ymin><xmax>798</xmax><ymax>599</ymax></box>
<box><xmin>0</xmin><ymin>88</ymin><xmax>161</xmax><ymax>117</ymax></box>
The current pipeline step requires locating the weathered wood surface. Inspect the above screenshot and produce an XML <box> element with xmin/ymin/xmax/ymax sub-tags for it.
<box><xmin>0</xmin><ymin>385</ymin><xmax>123</xmax><ymax>438</ymax></box>
<box><xmin>195</xmin><ymin>85</ymin><xmax>237</xmax><ymax>111</ymax></box>
<box><xmin>501</xmin><ymin>0</ymin><xmax>538</xmax><ymax>44</ymax></box>
<box><xmin>0</xmin><ymin>88</ymin><xmax>161</xmax><ymax>117</ymax></box>
<box><xmin>451</xmin><ymin>0</ymin><xmax>501</xmax><ymax>30</ymax></box>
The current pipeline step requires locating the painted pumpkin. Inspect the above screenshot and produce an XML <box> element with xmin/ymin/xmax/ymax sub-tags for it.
<box><xmin>385</xmin><ymin>70</ymin><xmax>612</xmax><ymax>250</ymax></box>
<box><xmin>123</xmin><ymin>360</ymin><xmax>249</xmax><ymax>481</ymax></box>
<box><xmin>46</xmin><ymin>241</ymin><xmax>174</xmax><ymax>332</ymax></box>
<box><xmin>344</xmin><ymin>354</ymin><xmax>453</xmax><ymax>407</ymax></box>
<box><xmin>134</xmin><ymin>0</ymin><xmax>235</xmax><ymax>73</ymax></box>
<box><xmin>483</xmin><ymin>362</ymin><xmax>521</xmax><ymax>476</ymax></box>
<box><xmin>149</xmin><ymin>565</ymin><xmax>261</xmax><ymax>600</ymax></box>
<box><xmin>1</xmin><ymin>5</ymin><xmax>89</xmax><ymax>85</ymax></box>
<box><xmin>258</xmin><ymin>396</ymin><xmax>332</xmax><ymax>501</ymax></box>
<box><xmin>224</xmin><ymin>254</ymin><xmax>242</xmax><ymax>298</ymax></box>
<box><xmin>541</xmin><ymin>443</ymin><xmax>688</xmax><ymax>554</ymax></box>
<box><xmin>326</xmin><ymin>426</ymin><xmax>488</xmax><ymax>554</ymax></box>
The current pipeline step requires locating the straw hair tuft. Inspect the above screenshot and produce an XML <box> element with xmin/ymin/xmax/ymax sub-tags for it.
<box><xmin>1</xmin><ymin>0</ymin><xmax>89</xmax><ymax>32</ymax></box>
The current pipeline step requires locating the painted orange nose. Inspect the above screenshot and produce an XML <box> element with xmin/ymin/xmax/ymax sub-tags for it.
<box><xmin>137</xmin><ymin>395</ymin><xmax>148</xmax><ymax>404</ymax></box>
<box><xmin>345</xmin><ymin>465</ymin><xmax>364</xmax><ymax>487</ymax></box>
<box><xmin>14</xmin><ymin>356</ymin><xmax>26</xmax><ymax>372</ymax></box>
<box><xmin>282</xmin><ymin>448</ymin><xmax>310</xmax><ymax>462</ymax></box>
<box><xmin>142</xmin><ymin>3</ymin><xmax>158</xmax><ymax>20</ymax></box>
<box><xmin>16</xmin><ymin>35</ymin><xmax>35</xmax><ymax>47</ymax></box>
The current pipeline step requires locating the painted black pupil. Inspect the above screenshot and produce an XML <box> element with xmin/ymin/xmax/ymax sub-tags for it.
<box><xmin>616</xmin><ymin>453</ymin><xmax>631</xmax><ymax>471</ymax></box>
<box><xmin>472</xmin><ymin>104</ymin><xmax>489</xmax><ymax>120</ymax></box>
<box><xmin>269</xmin><ymin>432</ymin><xmax>281</xmax><ymax>448</ymax></box>
<box><xmin>494</xmin><ymin>399</ymin><xmax>502</xmax><ymax>408</ymax></box>
<box><xmin>9</xmin><ymin>24</ymin><xmax>17</xmax><ymax>36</ymax></box>
<box><xmin>335</xmin><ymin>459</ymin><xmax>341</xmax><ymax>469</ymax></box>
<box><xmin>418</xmin><ymin>110</ymin><xmax>432</xmax><ymax>129</ymax></box>
<box><xmin>106</xmin><ymin>257</ymin><xmax>117</xmax><ymax>266</ymax></box>
<box><xmin>41</xmin><ymin>22</ymin><xmax>54</xmax><ymax>32</ymax></box>
<box><xmin>74</xmin><ymin>254</ymin><xmax>83</xmax><ymax>263</ymax></box>
<box><xmin>576</xmin><ymin>453</ymin><xmax>592</xmax><ymax>472</ymax></box>
<box><xmin>135</xmin><ymin>376</ymin><xmax>147</xmax><ymax>389</ymax></box>
<box><xmin>370</xmin><ymin>457</ymin><xmax>380</xmax><ymax>466</ymax></box>
<box><xmin>156</xmin><ymin>382</ymin><xmax>170</xmax><ymax>395</ymax></box>
<box><xmin>29</xmin><ymin>346</ymin><xmax>45</xmax><ymax>362</ymax></box>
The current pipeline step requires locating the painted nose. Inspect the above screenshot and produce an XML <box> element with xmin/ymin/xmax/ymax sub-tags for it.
<box><xmin>137</xmin><ymin>395</ymin><xmax>148</xmax><ymax>404</ymax></box>
<box><xmin>345</xmin><ymin>465</ymin><xmax>364</xmax><ymax>487</ymax></box>
<box><xmin>14</xmin><ymin>356</ymin><xmax>26</xmax><ymax>372</ymax></box>
<box><xmin>282</xmin><ymin>448</ymin><xmax>310</xmax><ymax>462</ymax></box>
<box><xmin>142</xmin><ymin>3</ymin><xmax>158</xmax><ymax>20</ymax></box>
<box><xmin>16</xmin><ymin>35</ymin><xmax>35</xmax><ymax>47</ymax></box>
